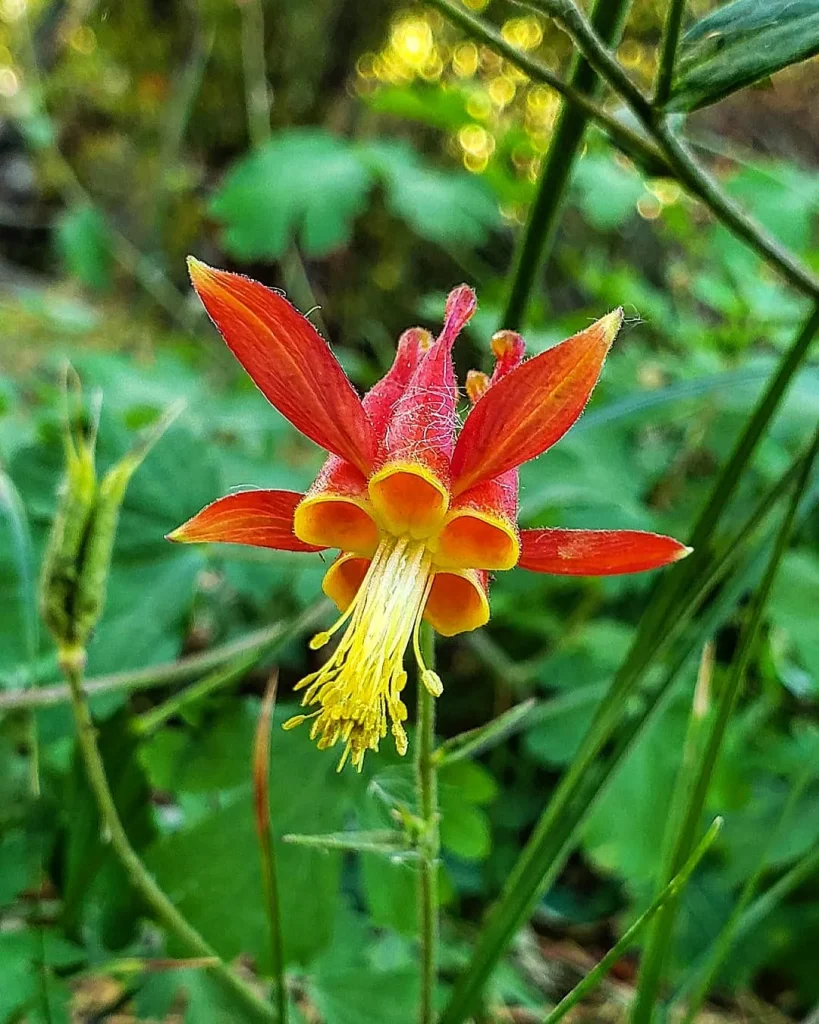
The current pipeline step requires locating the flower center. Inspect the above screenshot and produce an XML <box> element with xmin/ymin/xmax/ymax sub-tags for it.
<box><xmin>284</xmin><ymin>535</ymin><xmax>440</xmax><ymax>771</ymax></box>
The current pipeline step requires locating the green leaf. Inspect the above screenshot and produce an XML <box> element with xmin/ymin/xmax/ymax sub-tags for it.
<box><xmin>769</xmin><ymin>550</ymin><xmax>819</xmax><ymax>687</ymax></box>
<box><xmin>55</xmin><ymin>203</ymin><xmax>113</xmax><ymax>291</ymax></box>
<box><xmin>572</xmin><ymin>152</ymin><xmax>645</xmax><ymax>231</ymax></box>
<box><xmin>669</xmin><ymin>0</ymin><xmax>819</xmax><ymax>112</ymax></box>
<box><xmin>0</xmin><ymin>929</ymin><xmax>84</xmax><ymax>1022</ymax></box>
<box><xmin>210</xmin><ymin>129</ymin><xmax>373</xmax><ymax>259</ymax></box>
<box><xmin>364</xmin><ymin>140</ymin><xmax>500</xmax><ymax>247</ymax></box>
<box><xmin>308</xmin><ymin>910</ymin><xmax>418</xmax><ymax>1024</ymax></box>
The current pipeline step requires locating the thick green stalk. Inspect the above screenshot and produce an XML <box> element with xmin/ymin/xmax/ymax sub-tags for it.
<box><xmin>60</xmin><ymin>645</ymin><xmax>276</xmax><ymax>1021</ymax></box>
<box><xmin>653</xmin><ymin>0</ymin><xmax>687</xmax><ymax>106</ymax></box>
<box><xmin>416</xmin><ymin>623</ymin><xmax>440</xmax><ymax>1024</ymax></box>
<box><xmin>502</xmin><ymin>0</ymin><xmax>635</xmax><ymax>330</ymax></box>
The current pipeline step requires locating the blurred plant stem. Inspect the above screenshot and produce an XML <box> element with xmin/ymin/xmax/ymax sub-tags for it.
<box><xmin>520</xmin><ymin>0</ymin><xmax>819</xmax><ymax>298</ymax></box>
<box><xmin>253</xmin><ymin>674</ymin><xmax>288</xmax><ymax>1024</ymax></box>
<box><xmin>415</xmin><ymin>623</ymin><xmax>440</xmax><ymax>1024</ymax></box>
<box><xmin>432</xmin><ymin>0</ymin><xmax>819</xmax><ymax>300</ymax></box>
<box><xmin>238</xmin><ymin>0</ymin><xmax>328</xmax><ymax>337</ymax></box>
<box><xmin>501</xmin><ymin>0</ymin><xmax>634</xmax><ymax>330</ymax></box>
<box><xmin>0</xmin><ymin>601</ymin><xmax>331</xmax><ymax>712</ymax></box>
<box><xmin>59</xmin><ymin>644</ymin><xmax>277</xmax><ymax>1022</ymax></box>
<box><xmin>424</xmin><ymin>0</ymin><xmax>669</xmax><ymax>177</ymax></box>
<box><xmin>653</xmin><ymin>0</ymin><xmax>687</xmax><ymax>106</ymax></box>
<box><xmin>11</xmin><ymin>9</ymin><xmax>196</xmax><ymax>332</ymax></box>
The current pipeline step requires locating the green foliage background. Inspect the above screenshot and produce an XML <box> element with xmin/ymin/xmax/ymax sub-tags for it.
<box><xmin>1</xmin><ymin>0</ymin><xmax>818</xmax><ymax>1020</ymax></box>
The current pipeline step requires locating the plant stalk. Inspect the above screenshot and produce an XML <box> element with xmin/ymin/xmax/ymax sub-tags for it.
<box><xmin>60</xmin><ymin>644</ymin><xmax>277</xmax><ymax>1022</ymax></box>
<box><xmin>501</xmin><ymin>0</ymin><xmax>635</xmax><ymax>330</ymax></box>
<box><xmin>653</xmin><ymin>0</ymin><xmax>687</xmax><ymax>106</ymax></box>
<box><xmin>416</xmin><ymin>623</ymin><xmax>440</xmax><ymax>1024</ymax></box>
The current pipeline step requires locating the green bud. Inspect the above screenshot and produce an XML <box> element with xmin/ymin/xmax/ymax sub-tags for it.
<box><xmin>39</xmin><ymin>372</ymin><xmax>99</xmax><ymax>646</ymax></box>
<box><xmin>40</xmin><ymin>368</ymin><xmax>185</xmax><ymax>654</ymax></box>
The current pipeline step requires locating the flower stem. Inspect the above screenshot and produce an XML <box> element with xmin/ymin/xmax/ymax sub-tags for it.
<box><xmin>653</xmin><ymin>0</ymin><xmax>687</xmax><ymax>106</ymax></box>
<box><xmin>415</xmin><ymin>623</ymin><xmax>440</xmax><ymax>1024</ymax></box>
<box><xmin>60</xmin><ymin>644</ymin><xmax>277</xmax><ymax>1023</ymax></box>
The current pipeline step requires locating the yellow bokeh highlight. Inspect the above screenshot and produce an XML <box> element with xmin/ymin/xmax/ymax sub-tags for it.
<box><xmin>452</xmin><ymin>42</ymin><xmax>479</xmax><ymax>78</ymax></box>
<box><xmin>0</xmin><ymin>66</ymin><xmax>19</xmax><ymax>97</ymax></box>
<box><xmin>458</xmin><ymin>123</ymin><xmax>495</xmax><ymax>157</ymax></box>
<box><xmin>501</xmin><ymin>16</ymin><xmax>543</xmax><ymax>51</ymax></box>
<box><xmin>390</xmin><ymin>16</ymin><xmax>434</xmax><ymax>69</ymax></box>
<box><xmin>637</xmin><ymin>193</ymin><xmax>662</xmax><ymax>220</ymax></box>
<box><xmin>488</xmin><ymin>75</ymin><xmax>515</xmax><ymax>108</ymax></box>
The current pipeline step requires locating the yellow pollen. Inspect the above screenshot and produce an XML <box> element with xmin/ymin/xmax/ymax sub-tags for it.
<box><xmin>284</xmin><ymin>536</ymin><xmax>436</xmax><ymax>771</ymax></box>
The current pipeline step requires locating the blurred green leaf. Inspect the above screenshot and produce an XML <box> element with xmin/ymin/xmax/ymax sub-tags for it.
<box><xmin>210</xmin><ymin>129</ymin><xmax>372</xmax><ymax>259</ymax></box>
<box><xmin>0</xmin><ymin>929</ymin><xmax>83</xmax><ymax>1022</ymax></box>
<box><xmin>670</xmin><ymin>0</ymin><xmax>819</xmax><ymax>111</ymax></box>
<box><xmin>55</xmin><ymin>204</ymin><xmax>113</xmax><ymax>292</ymax></box>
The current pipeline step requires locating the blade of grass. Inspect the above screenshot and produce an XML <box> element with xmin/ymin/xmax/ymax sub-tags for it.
<box><xmin>631</xmin><ymin>422</ymin><xmax>819</xmax><ymax>1022</ymax></box>
<box><xmin>253</xmin><ymin>672</ymin><xmax>288</xmax><ymax>1024</ymax></box>
<box><xmin>440</xmin><ymin>432</ymin><xmax>815</xmax><ymax>1023</ymax></box>
<box><xmin>416</xmin><ymin>622</ymin><xmax>440</xmax><ymax>1024</ymax></box>
<box><xmin>542</xmin><ymin>817</ymin><xmax>723</xmax><ymax>1024</ymax></box>
<box><xmin>676</xmin><ymin>754</ymin><xmax>817</xmax><ymax>1021</ymax></box>
<box><xmin>433</xmin><ymin>699</ymin><xmax>537</xmax><ymax>767</ymax></box>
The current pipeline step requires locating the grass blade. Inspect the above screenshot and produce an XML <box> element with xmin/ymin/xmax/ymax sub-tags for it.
<box><xmin>542</xmin><ymin>818</ymin><xmax>723</xmax><ymax>1024</ymax></box>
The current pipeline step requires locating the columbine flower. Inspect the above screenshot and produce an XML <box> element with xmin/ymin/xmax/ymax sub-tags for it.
<box><xmin>169</xmin><ymin>261</ymin><xmax>690</xmax><ymax>771</ymax></box>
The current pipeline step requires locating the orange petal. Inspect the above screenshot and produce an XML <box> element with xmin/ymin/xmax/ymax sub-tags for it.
<box><xmin>167</xmin><ymin>490</ymin><xmax>324</xmax><ymax>551</ymax></box>
<box><xmin>369</xmin><ymin>286</ymin><xmax>477</xmax><ymax>537</ymax></box>
<box><xmin>294</xmin><ymin>457</ymin><xmax>379</xmax><ymax>556</ymax></box>
<box><xmin>188</xmin><ymin>259</ymin><xmax>376</xmax><ymax>474</ymax></box>
<box><xmin>433</xmin><ymin>474</ymin><xmax>519</xmax><ymax>571</ymax></box>
<box><xmin>518</xmin><ymin>528</ymin><xmax>692</xmax><ymax>576</ymax></box>
<box><xmin>322</xmin><ymin>552</ymin><xmax>370</xmax><ymax>611</ymax></box>
<box><xmin>451</xmin><ymin>310</ymin><xmax>623</xmax><ymax>496</ymax></box>
<box><xmin>424</xmin><ymin>569</ymin><xmax>489</xmax><ymax>637</ymax></box>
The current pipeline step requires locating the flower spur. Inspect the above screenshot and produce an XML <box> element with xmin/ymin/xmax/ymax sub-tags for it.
<box><xmin>169</xmin><ymin>260</ymin><xmax>690</xmax><ymax>771</ymax></box>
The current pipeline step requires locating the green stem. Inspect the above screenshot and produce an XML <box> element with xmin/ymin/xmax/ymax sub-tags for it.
<box><xmin>501</xmin><ymin>0</ymin><xmax>635</xmax><ymax>330</ymax></box>
<box><xmin>653</xmin><ymin>0</ymin><xmax>687</xmax><ymax>106</ymax></box>
<box><xmin>0</xmin><ymin>601</ymin><xmax>331</xmax><ymax>713</ymax></box>
<box><xmin>60</xmin><ymin>645</ymin><xmax>276</xmax><ymax>1022</ymax></box>
<box><xmin>424</xmin><ymin>0</ymin><xmax>668</xmax><ymax>177</ymax></box>
<box><xmin>520</xmin><ymin>0</ymin><xmax>819</xmax><ymax>298</ymax></box>
<box><xmin>542</xmin><ymin>818</ymin><xmax>722</xmax><ymax>1024</ymax></box>
<box><xmin>416</xmin><ymin>623</ymin><xmax>440</xmax><ymax>1024</ymax></box>
<box><xmin>133</xmin><ymin>651</ymin><xmax>258</xmax><ymax>736</ymax></box>
<box><xmin>239</xmin><ymin>0</ymin><xmax>271</xmax><ymax>149</ymax></box>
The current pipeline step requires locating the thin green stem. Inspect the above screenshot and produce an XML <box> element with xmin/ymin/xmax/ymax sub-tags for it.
<box><xmin>60</xmin><ymin>645</ymin><xmax>276</xmax><ymax>1022</ymax></box>
<box><xmin>239</xmin><ymin>0</ymin><xmax>271</xmax><ymax>149</ymax></box>
<box><xmin>654</xmin><ymin>0</ymin><xmax>687</xmax><ymax>106</ymax></box>
<box><xmin>542</xmin><ymin>818</ymin><xmax>722</xmax><ymax>1024</ymax></box>
<box><xmin>416</xmin><ymin>623</ymin><xmax>440</xmax><ymax>1024</ymax></box>
<box><xmin>133</xmin><ymin>651</ymin><xmax>258</xmax><ymax>736</ymax></box>
<box><xmin>0</xmin><ymin>601</ymin><xmax>331</xmax><ymax>713</ymax></box>
<box><xmin>501</xmin><ymin>0</ymin><xmax>635</xmax><ymax>330</ymax></box>
<box><xmin>520</xmin><ymin>0</ymin><xmax>819</xmax><ymax>298</ymax></box>
<box><xmin>425</xmin><ymin>0</ymin><xmax>668</xmax><ymax>175</ymax></box>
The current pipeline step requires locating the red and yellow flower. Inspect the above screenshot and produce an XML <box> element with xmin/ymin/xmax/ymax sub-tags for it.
<box><xmin>170</xmin><ymin>260</ymin><xmax>690</xmax><ymax>771</ymax></box>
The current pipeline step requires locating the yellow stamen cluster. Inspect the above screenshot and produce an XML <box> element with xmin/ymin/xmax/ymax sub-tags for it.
<box><xmin>284</xmin><ymin>536</ymin><xmax>440</xmax><ymax>771</ymax></box>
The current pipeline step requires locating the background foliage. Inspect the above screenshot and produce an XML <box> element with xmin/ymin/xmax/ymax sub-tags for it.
<box><xmin>1</xmin><ymin>0</ymin><xmax>818</xmax><ymax>1021</ymax></box>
